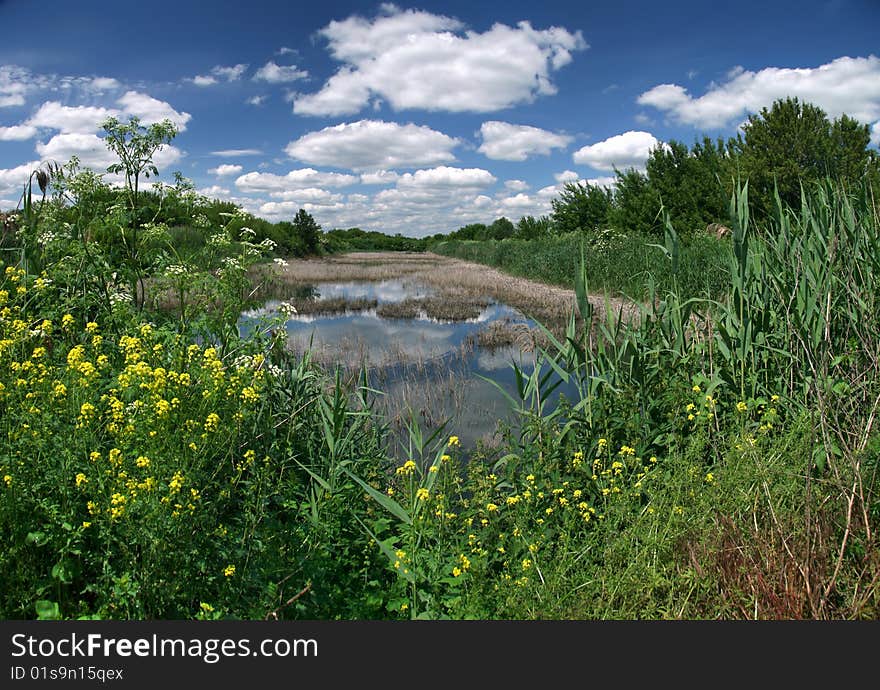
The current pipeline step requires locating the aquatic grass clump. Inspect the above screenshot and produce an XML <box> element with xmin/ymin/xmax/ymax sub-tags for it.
<box><xmin>376</xmin><ymin>296</ymin><xmax>490</xmax><ymax>321</ymax></box>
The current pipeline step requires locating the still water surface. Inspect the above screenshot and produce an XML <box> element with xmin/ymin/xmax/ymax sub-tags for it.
<box><xmin>242</xmin><ymin>279</ymin><xmax>572</xmax><ymax>453</ymax></box>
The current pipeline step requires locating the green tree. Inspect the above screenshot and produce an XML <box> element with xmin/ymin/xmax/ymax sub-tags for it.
<box><xmin>734</xmin><ymin>97</ymin><xmax>873</xmax><ymax>217</ymax></box>
<box><xmin>450</xmin><ymin>223</ymin><xmax>487</xmax><ymax>241</ymax></box>
<box><xmin>291</xmin><ymin>208</ymin><xmax>322</xmax><ymax>256</ymax></box>
<box><xmin>607</xmin><ymin>169</ymin><xmax>660</xmax><ymax>235</ymax></box>
<box><xmin>488</xmin><ymin>217</ymin><xmax>515</xmax><ymax>240</ymax></box>
<box><xmin>515</xmin><ymin>215</ymin><xmax>552</xmax><ymax>240</ymax></box>
<box><xmin>646</xmin><ymin>137</ymin><xmax>731</xmax><ymax>234</ymax></box>
<box><xmin>551</xmin><ymin>182</ymin><xmax>612</xmax><ymax>234</ymax></box>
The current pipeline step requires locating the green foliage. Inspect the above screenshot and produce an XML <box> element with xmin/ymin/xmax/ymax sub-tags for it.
<box><xmin>646</xmin><ymin>138</ymin><xmax>732</xmax><ymax>233</ymax></box>
<box><xmin>324</xmin><ymin>227</ymin><xmax>428</xmax><ymax>252</ymax></box>
<box><xmin>734</xmin><ymin>97</ymin><xmax>875</xmax><ymax>218</ymax></box>
<box><xmin>290</xmin><ymin>208</ymin><xmax>322</xmax><ymax>255</ymax></box>
<box><xmin>551</xmin><ymin>181</ymin><xmax>613</xmax><ymax>234</ymax></box>
<box><xmin>607</xmin><ymin>168</ymin><xmax>660</xmax><ymax>235</ymax></box>
<box><xmin>487</xmin><ymin>217</ymin><xmax>515</xmax><ymax>240</ymax></box>
<box><xmin>431</xmin><ymin>233</ymin><xmax>731</xmax><ymax>301</ymax></box>
<box><xmin>515</xmin><ymin>215</ymin><xmax>552</xmax><ymax>240</ymax></box>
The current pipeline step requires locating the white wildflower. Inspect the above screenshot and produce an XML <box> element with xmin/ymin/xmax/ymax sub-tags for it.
<box><xmin>278</xmin><ymin>301</ymin><xmax>298</xmax><ymax>317</ymax></box>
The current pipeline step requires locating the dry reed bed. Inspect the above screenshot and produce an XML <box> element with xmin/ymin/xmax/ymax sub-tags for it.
<box><xmin>255</xmin><ymin>252</ymin><xmax>637</xmax><ymax>337</ymax></box>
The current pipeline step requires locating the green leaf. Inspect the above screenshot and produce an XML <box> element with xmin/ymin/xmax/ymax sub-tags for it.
<box><xmin>342</xmin><ymin>467</ymin><xmax>411</xmax><ymax>525</ymax></box>
<box><xmin>26</xmin><ymin>531</ymin><xmax>47</xmax><ymax>546</ymax></box>
<box><xmin>35</xmin><ymin>600</ymin><xmax>61</xmax><ymax>620</ymax></box>
<box><xmin>353</xmin><ymin>515</ymin><xmax>415</xmax><ymax>583</ymax></box>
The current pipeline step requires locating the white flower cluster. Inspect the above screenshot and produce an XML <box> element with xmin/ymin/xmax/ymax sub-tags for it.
<box><xmin>220</xmin><ymin>256</ymin><xmax>243</xmax><ymax>271</ymax></box>
<box><xmin>165</xmin><ymin>264</ymin><xmax>188</xmax><ymax>276</ymax></box>
<box><xmin>192</xmin><ymin>213</ymin><xmax>212</xmax><ymax>229</ymax></box>
<box><xmin>239</xmin><ymin>227</ymin><xmax>256</xmax><ymax>240</ymax></box>
<box><xmin>37</xmin><ymin>230</ymin><xmax>59</xmax><ymax>244</ymax></box>
<box><xmin>208</xmin><ymin>232</ymin><xmax>231</xmax><ymax>247</ymax></box>
<box><xmin>278</xmin><ymin>301</ymin><xmax>298</xmax><ymax>317</ymax></box>
<box><xmin>273</xmin><ymin>258</ymin><xmax>288</xmax><ymax>268</ymax></box>
<box><xmin>109</xmin><ymin>287</ymin><xmax>131</xmax><ymax>305</ymax></box>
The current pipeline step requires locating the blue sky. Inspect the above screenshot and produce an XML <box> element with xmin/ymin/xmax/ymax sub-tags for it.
<box><xmin>1</xmin><ymin>0</ymin><xmax>878</xmax><ymax>236</ymax></box>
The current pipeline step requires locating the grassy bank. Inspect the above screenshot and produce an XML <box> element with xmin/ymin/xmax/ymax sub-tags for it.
<box><xmin>430</xmin><ymin>231</ymin><xmax>732</xmax><ymax>300</ymax></box>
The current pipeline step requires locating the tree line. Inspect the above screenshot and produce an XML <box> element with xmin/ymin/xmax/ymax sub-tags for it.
<box><xmin>443</xmin><ymin>97</ymin><xmax>880</xmax><ymax>242</ymax></box>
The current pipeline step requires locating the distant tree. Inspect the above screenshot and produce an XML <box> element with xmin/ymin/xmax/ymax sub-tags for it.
<box><xmin>829</xmin><ymin>114</ymin><xmax>874</xmax><ymax>181</ymax></box>
<box><xmin>290</xmin><ymin>208</ymin><xmax>322</xmax><ymax>255</ymax></box>
<box><xmin>607</xmin><ymin>170</ymin><xmax>660</xmax><ymax>235</ymax></box>
<box><xmin>551</xmin><ymin>182</ymin><xmax>612</xmax><ymax>234</ymax></box>
<box><xmin>515</xmin><ymin>215</ymin><xmax>552</xmax><ymax>240</ymax></box>
<box><xmin>452</xmin><ymin>223</ymin><xmax>488</xmax><ymax>241</ymax></box>
<box><xmin>488</xmin><ymin>216</ymin><xmax>515</xmax><ymax>240</ymax></box>
<box><xmin>734</xmin><ymin>97</ymin><xmax>874</xmax><ymax>217</ymax></box>
<box><xmin>645</xmin><ymin>137</ymin><xmax>731</xmax><ymax>233</ymax></box>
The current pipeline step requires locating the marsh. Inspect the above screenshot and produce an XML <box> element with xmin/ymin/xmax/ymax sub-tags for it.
<box><xmin>242</xmin><ymin>252</ymin><xmax>618</xmax><ymax>453</ymax></box>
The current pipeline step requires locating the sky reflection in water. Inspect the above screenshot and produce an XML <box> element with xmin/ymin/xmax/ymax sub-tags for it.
<box><xmin>241</xmin><ymin>279</ymin><xmax>573</xmax><ymax>453</ymax></box>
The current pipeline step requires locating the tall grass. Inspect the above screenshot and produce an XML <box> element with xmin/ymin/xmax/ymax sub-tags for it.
<box><xmin>479</xmin><ymin>180</ymin><xmax>880</xmax><ymax>617</ymax></box>
<box><xmin>430</xmin><ymin>231</ymin><xmax>731</xmax><ymax>300</ymax></box>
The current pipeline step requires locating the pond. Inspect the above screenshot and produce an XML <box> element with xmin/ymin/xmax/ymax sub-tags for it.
<box><xmin>240</xmin><ymin>257</ymin><xmax>579</xmax><ymax>456</ymax></box>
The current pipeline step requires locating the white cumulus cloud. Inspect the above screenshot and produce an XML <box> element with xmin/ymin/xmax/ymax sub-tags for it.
<box><xmin>116</xmin><ymin>91</ymin><xmax>192</xmax><ymax>131</ymax></box>
<box><xmin>554</xmin><ymin>170</ymin><xmax>580</xmax><ymax>183</ymax></box>
<box><xmin>253</xmin><ymin>61</ymin><xmax>308</xmax><ymax>83</ymax></box>
<box><xmin>0</xmin><ymin>160</ymin><xmax>41</xmax><ymax>199</ymax></box>
<box><xmin>89</xmin><ymin>77</ymin><xmax>120</xmax><ymax>91</ymax></box>
<box><xmin>478</xmin><ymin>121</ymin><xmax>572</xmax><ymax>161</ymax></box>
<box><xmin>27</xmin><ymin>102</ymin><xmax>119</xmax><ymax>134</ymax></box>
<box><xmin>210</xmin><ymin>148</ymin><xmax>262</xmax><ymax>157</ymax></box>
<box><xmin>234</xmin><ymin>169</ymin><xmax>359</xmax><ymax>195</ymax></box>
<box><xmin>638</xmin><ymin>55</ymin><xmax>880</xmax><ymax>130</ymax></box>
<box><xmin>285</xmin><ymin>119</ymin><xmax>459</xmax><ymax>171</ymax></box>
<box><xmin>360</xmin><ymin>170</ymin><xmax>400</xmax><ymax>185</ymax></box>
<box><xmin>208</xmin><ymin>164</ymin><xmax>243</xmax><ymax>177</ymax></box>
<box><xmin>198</xmin><ymin>185</ymin><xmax>231</xmax><ymax>198</ymax></box>
<box><xmin>396</xmin><ymin>166</ymin><xmax>496</xmax><ymax>190</ymax></box>
<box><xmin>35</xmin><ymin>133</ymin><xmax>182</xmax><ymax>172</ymax></box>
<box><xmin>0</xmin><ymin>124</ymin><xmax>38</xmax><ymax>141</ymax></box>
<box><xmin>192</xmin><ymin>64</ymin><xmax>249</xmax><ymax>86</ymax></box>
<box><xmin>293</xmin><ymin>5</ymin><xmax>586</xmax><ymax>116</ymax></box>
<box><xmin>572</xmin><ymin>131</ymin><xmax>662</xmax><ymax>171</ymax></box>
